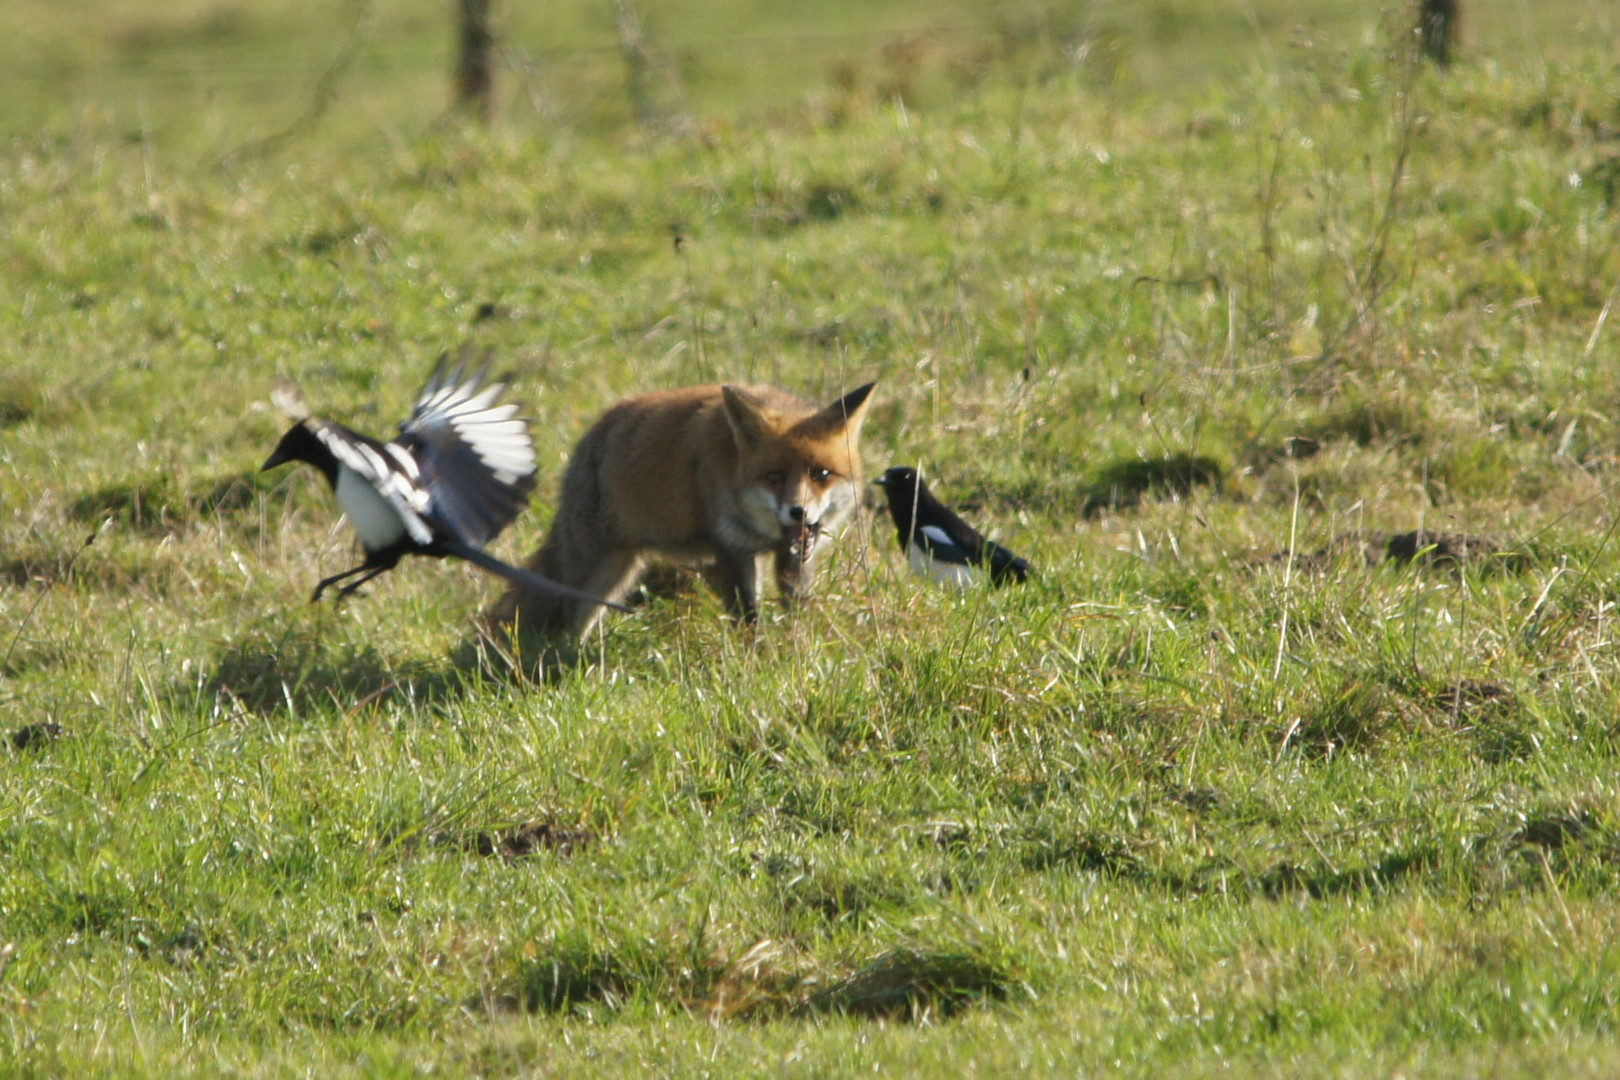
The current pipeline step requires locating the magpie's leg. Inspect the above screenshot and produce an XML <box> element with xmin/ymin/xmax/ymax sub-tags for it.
<box><xmin>311</xmin><ymin>563</ymin><xmax>379</xmax><ymax>603</ymax></box>
<box><xmin>332</xmin><ymin>565</ymin><xmax>393</xmax><ymax>602</ymax></box>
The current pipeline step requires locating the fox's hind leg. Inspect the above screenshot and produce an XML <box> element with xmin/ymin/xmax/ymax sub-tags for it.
<box><xmin>573</xmin><ymin>548</ymin><xmax>645</xmax><ymax>640</ymax></box>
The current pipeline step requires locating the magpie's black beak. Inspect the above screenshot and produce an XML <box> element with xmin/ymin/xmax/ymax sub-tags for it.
<box><xmin>261</xmin><ymin>448</ymin><xmax>289</xmax><ymax>472</ymax></box>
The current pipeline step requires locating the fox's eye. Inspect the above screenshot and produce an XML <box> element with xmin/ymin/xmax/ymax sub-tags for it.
<box><xmin>765</xmin><ymin>470</ymin><xmax>785</xmax><ymax>485</ymax></box>
<box><xmin>809</xmin><ymin>466</ymin><xmax>832</xmax><ymax>483</ymax></box>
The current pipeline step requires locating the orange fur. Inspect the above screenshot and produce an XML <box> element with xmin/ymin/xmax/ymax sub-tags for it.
<box><xmin>484</xmin><ymin>381</ymin><xmax>875</xmax><ymax>642</ymax></box>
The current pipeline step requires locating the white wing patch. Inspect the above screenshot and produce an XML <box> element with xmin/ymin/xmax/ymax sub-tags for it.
<box><xmin>918</xmin><ymin>524</ymin><xmax>957</xmax><ymax>548</ymax></box>
<box><xmin>382</xmin><ymin>443</ymin><xmax>417</xmax><ymax>476</ymax></box>
<box><xmin>404</xmin><ymin>365</ymin><xmax>537</xmax><ymax>486</ymax></box>
<box><xmin>908</xmin><ymin>541</ymin><xmax>980</xmax><ymax>588</ymax></box>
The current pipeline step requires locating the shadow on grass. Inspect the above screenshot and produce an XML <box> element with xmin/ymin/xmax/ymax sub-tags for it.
<box><xmin>1298</xmin><ymin>390</ymin><xmax>1433</xmax><ymax>450</ymax></box>
<box><xmin>1382</xmin><ymin>529</ymin><xmax>1533</xmax><ymax>572</ymax></box>
<box><xmin>458</xmin><ymin>821</ymin><xmax>599</xmax><ymax>860</ymax></box>
<box><xmin>1463</xmin><ymin>797</ymin><xmax>1620</xmax><ymax>899</ymax></box>
<box><xmin>1080</xmin><ymin>453</ymin><xmax>1226</xmax><ymax>518</ymax></box>
<box><xmin>497</xmin><ymin>937</ymin><xmax>1023</xmax><ymax>1023</ymax></box>
<box><xmin>1020</xmin><ymin>820</ymin><xmax>1445</xmax><ymax>903</ymax></box>
<box><xmin>803</xmin><ymin>948</ymin><xmax>1019</xmax><ymax>1021</ymax></box>
<box><xmin>1256</xmin><ymin>846</ymin><xmax>1440</xmax><ymax>900</ymax></box>
<box><xmin>455</xmin><ymin>560</ymin><xmax>703</xmax><ymax>682</ymax></box>
<box><xmin>68</xmin><ymin>470</ymin><xmax>282</xmax><ymax>536</ymax></box>
<box><xmin>1286</xmin><ymin>677</ymin><xmax>1401</xmax><ymax>760</ymax></box>
<box><xmin>0</xmin><ymin>372</ymin><xmax>48</xmax><ymax>429</ymax></box>
<box><xmin>1252</xmin><ymin>530</ymin><xmax>1537</xmax><ymax>575</ymax></box>
<box><xmin>204</xmin><ymin>625</ymin><xmax>473</xmax><ymax>717</ymax></box>
<box><xmin>935</xmin><ymin>454</ymin><xmax>1223</xmax><ymax>521</ymax></box>
<box><xmin>768</xmin><ymin>861</ymin><xmax>918</xmax><ymax>926</ymax></box>
<box><xmin>510</xmin><ymin>944</ymin><xmax>637</xmax><ymax>1014</ymax></box>
<box><xmin>0</xmin><ymin>531</ymin><xmax>217</xmax><ymax>597</ymax></box>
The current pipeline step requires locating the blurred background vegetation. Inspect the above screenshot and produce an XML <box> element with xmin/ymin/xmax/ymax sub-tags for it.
<box><xmin>4</xmin><ymin>0</ymin><xmax>1615</xmax><ymax>151</ymax></box>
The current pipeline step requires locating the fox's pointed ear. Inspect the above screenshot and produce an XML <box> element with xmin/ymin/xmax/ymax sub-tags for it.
<box><xmin>818</xmin><ymin>381</ymin><xmax>876</xmax><ymax>438</ymax></box>
<box><xmin>721</xmin><ymin>385</ymin><xmax>773</xmax><ymax>450</ymax></box>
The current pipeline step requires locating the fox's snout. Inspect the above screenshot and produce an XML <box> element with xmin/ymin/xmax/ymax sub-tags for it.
<box><xmin>779</xmin><ymin>498</ymin><xmax>822</xmax><ymax>563</ymax></box>
<box><xmin>778</xmin><ymin>500</ymin><xmax>817</xmax><ymax>528</ymax></box>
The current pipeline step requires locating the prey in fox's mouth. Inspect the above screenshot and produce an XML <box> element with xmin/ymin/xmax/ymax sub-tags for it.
<box><xmin>784</xmin><ymin>517</ymin><xmax>822</xmax><ymax>561</ymax></box>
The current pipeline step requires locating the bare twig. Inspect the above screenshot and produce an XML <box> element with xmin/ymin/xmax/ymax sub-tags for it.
<box><xmin>613</xmin><ymin>0</ymin><xmax>657</xmax><ymax>130</ymax></box>
<box><xmin>1</xmin><ymin>530</ymin><xmax>98</xmax><ymax>683</ymax></box>
<box><xmin>611</xmin><ymin>0</ymin><xmax>692</xmax><ymax>135</ymax></box>
<box><xmin>1311</xmin><ymin>19</ymin><xmax>1425</xmax><ymax>376</ymax></box>
<box><xmin>217</xmin><ymin>0</ymin><xmax>377</xmax><ymax>168</ymax></box>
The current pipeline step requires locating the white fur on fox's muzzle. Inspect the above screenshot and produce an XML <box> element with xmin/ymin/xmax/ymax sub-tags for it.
<box><xmin>734</xmin><ymin>478</ymin><xmax>859</xmax><ymax>553</ymax></box>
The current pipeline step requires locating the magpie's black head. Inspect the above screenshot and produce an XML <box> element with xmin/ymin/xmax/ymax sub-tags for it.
<box><xmin>873</xmin><ymin>467</ymin><xmax>929</xmax><ymax>546</ymax></box>
<box><xmin>874</xmin><ymin>466</ymin><xmax>930</xmax><ymax>513</ymax></box>
<box><xmin>262</xmin><ymin>423</ymin><xmax>337</xmax><ymax>486</ymax></box>
<box><xmin>874</xmin><ymin>465</ymin><xmax>921</xmax><ymax>494</ymax></box>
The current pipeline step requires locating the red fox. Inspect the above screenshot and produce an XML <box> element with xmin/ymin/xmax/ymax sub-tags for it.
<box><xmin>484</xmin><ymin>380</ymin><xmax>876</xmax><ymax>641</ymax></box>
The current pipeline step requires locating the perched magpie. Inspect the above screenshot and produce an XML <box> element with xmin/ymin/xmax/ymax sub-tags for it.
<box><xmin>873</xmin><ymin>466</ymin><xmax>1031</xmax><ymax>587</ymax></box>
<box><xmin>262</xmin><ymin>358</ymin><xmax>628</xmax><ymax>610</ymax></box>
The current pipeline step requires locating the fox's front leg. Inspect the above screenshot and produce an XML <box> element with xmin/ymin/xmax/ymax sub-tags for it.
<box><xmin>774</xmin><ymin>546</ymin><xmax>814</xmax><ymax>610</ymax></box>
<box><xmin>711</xmin><ymin>550</ymin><xmax>762</xmax><ymax>623</ymax></box>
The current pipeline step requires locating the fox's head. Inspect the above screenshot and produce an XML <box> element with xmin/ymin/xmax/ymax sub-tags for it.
<box><xmin>723</xmin><ymin>381</ymin><xmax>876</xmax><ymax>561</ymax></box>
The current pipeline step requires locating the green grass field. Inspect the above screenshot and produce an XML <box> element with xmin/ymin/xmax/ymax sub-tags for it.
<box><xmin>7</xmin><ymin>0</ymin><xmax>1620</xmax><ymax>1075</ymax></box>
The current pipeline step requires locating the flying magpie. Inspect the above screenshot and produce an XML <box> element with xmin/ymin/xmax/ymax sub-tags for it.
<box><xmin>262</xmin><ymin>358</ymin><xmax>629</xmax><ymax>610</ymax></box>
<box><xmin>873</xmin><ymin>466</ymin><xmax>1032</xmax><ymax>587</ymax></box>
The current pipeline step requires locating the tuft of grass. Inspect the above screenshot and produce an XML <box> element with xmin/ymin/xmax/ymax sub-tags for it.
<box><xmin>1302</xmin><ymin>389</ymin><xmax>1434</xmax><ymax>449</ymax></box>
<box><xmin>1257</xmin><ymin>846</ymin><xmax>1440</xmax><ymax>900</ymax></box>
<box><xmin>1288</xmin><ymin>677</ymin><xmax>1401</xmax><ymax>760</ymax></box>
<box><xmin>1514</xmin><ymin>808</ymin><xmax>1594</xmax><ymax>853</ymax></box>
<box><xmin>513</xmin><ymin>942</ymin><xmax>639</xmax><ymax>1015</ymax></box>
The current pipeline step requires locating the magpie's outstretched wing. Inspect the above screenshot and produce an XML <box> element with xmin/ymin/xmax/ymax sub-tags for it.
<box><xmin>307</xmin><ymin>422</ymin><xmax>436</xmax><ymax>546</ymax></box>
<box><xmin>394</xmin><ymin>359</ymin><xmax>538</xmax><ymax>547</ymax></box>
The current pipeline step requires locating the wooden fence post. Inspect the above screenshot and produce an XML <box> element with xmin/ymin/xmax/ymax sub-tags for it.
<box><xmin>455</xmin><ymin>0</ymin><xmax>495</xmax><ymax>120</ymax></box>
<box><xmin>1419</xmin><ymin>0</ymin><xmax>1459</xmax><ymax>66</ymax></box>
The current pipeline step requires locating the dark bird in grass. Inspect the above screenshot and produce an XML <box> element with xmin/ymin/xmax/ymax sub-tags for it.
<box><xmin>12</xmin><ymin>722</ymin><xmax>62</xmax><ymax>752</ymax></box>
<box><xmin>262</xmin><ymin>358</ymin><xmax>630</xmax><ymax>611</ymax></box>
<box><xmin>873</xmin><ymin>466</ymin><xmax>1031</xmax><ymax>587</ymax></box>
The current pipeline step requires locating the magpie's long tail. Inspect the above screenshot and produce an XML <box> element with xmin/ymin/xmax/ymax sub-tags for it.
<box><xmin>442</xmin><ymin>540</ymin><xmax>633</xmax><ymax>612</ymax></box>
<box><xmin>985</xmin><ymin>542</ymin><xmax>1032</xmax><ymax>585</ymax></box>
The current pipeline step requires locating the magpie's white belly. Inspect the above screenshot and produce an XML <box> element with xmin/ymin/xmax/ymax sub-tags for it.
<box><xmin>908</xmin><ymin>541</ymin><xmax>979</xmax><ymax>588</ymax></box>
<box><xmin>336</xmin><ymin>466</ymin><xmax>408</xmax><ymax>550</ymax></box>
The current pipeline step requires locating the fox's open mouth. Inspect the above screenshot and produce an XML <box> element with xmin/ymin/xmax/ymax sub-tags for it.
<box><xmin>785</xmin><ymin>519</ymin><xmax>821</xmax><ymax>561</ymax></box>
